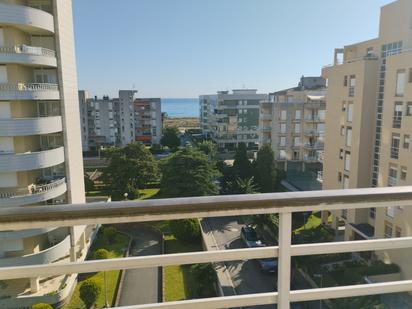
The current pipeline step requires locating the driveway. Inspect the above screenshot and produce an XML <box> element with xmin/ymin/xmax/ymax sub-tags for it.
<box><xmin>204</xmin><ymin>217</ymin><xmax>276</xmax><ymax>309</ymax></box>
<box><xmin>117</xmin><ymin>225</ymin><xmax>162</xmax><ymax>306</ymax></box>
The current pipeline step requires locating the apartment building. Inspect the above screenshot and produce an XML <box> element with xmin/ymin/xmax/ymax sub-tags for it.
<box><xmin>78</xmin><ymin>91</ymin><xmax>119</xmax><ymax>151</ymax></box>
<box><xmin>322</xmin><ymin>0</ymin><xmax>412</xmax><ymax>280</ymax></box>
<box><xmin>134</xmin><ymin>98</ymin><xmax>162</xmax><ymax>145</ymax></box>
<box><xmin>0</xmin><ymin>1</ymin><xmax>92</xmax><ymax>308</ymax></box>
<box><xmin>259</xmin><ymin>76</ymin><xmax>326</xmax><ymax>174</ymax></box>
<box><xmin>200</xmin><ymin>89</ymin><xmax>268</xmax><ymax>152</ymax></box>
<box><xmin>79</xmin><ymin>91</ymin><xmax>163</xmax><ymax>151</ymax></box>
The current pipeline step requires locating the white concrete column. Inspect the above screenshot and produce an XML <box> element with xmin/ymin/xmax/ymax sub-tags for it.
<box><xmin>30</xmin><ymin>277</ymin><xmax>40</xmax><ymax>293</ymax></box>
<box><xmin>69</xmin><ymin>226</ymin><xmax>76</xmax><ymax>262</ymax></box>
<box><xmin>277</xmin><ymin>212</ymin><xmax>292</xmax><ymax>309</ymax></box>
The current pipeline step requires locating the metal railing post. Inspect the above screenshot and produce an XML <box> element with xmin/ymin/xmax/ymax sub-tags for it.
<box><xmin>277</xmin><ymin>212</ymin><xmax>292</xmax><ymax>309</ymax></box>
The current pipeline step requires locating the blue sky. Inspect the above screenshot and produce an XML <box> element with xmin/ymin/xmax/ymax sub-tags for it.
<box><xmin>73</xmin><ymin>0</ymin><xmax>392</xmax><ymax>98</ymax></box>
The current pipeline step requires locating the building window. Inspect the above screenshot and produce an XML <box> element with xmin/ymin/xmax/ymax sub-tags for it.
<box><xmin>340</xmin><ymin>126</ymin><xmax>345</xmax><ymax>136</ymax></box>
<box><xmin>384</xmin><ymin>221</ymin><xmax>393</xmax><ymax>238</ymax></box>
<box><xmin>343</xmin><ymin>76</ymin><xmax>348</xmax><ymax>87</ymax></box>
<box><xmin>344</xmin><ymin>151</ymin><xmax>351</xmax><ymax>171</ymax></box>
<box><xmin>294</xmin><ymin>123</ymin><xmax>300</xmax><ymax>134</ymax></box>
<box><xmin>401</xmin><ymin>166</ymin><xmax>407</xmax><ymax>181</ymax></box>
<box><xmin>391</xmin><ymin>134</ymin><xmax>400</xmax><ymax>159</ymax></box>
<box><xmin>293</xmin><ymin>151</ymin><xmax>300</xmax><ymax>160</ymax></box>
<box><xmin>280</xmin><ymin>123</ymin><xmax>286</xmax><ymax>134</ymax></box>
<box><xmin>388</xmin><ymin>165</ymin><xmax>398</xmax><ymax>187</ymax></box>
<box><xmin>346</xmin><ymin>127</ymin><xmax>352</xmax><ymax>147</ymax></box>
<box><xmin>393</xmin><ymin>102</ymin><xmax>403</xmax><ymax>128</ymax></box>
<box><xmin>386</xmin><ymin>206</ymin><xmax>395</xmax><ymax>219</ymax></box>
<box><xmin>347</xmin><ymin>103</ymin><xmax>353</xmax><ymax>122</ymax></box>
<box><xmin>395</xmin><ymin>70</ymin><xmax>406</xmax><ymax>97</ymax></box>
<box><xmin>295</xmin><ymin>110</ymin><xmax>301</xmax><ymax>120</ymax></box>
<box><xmin>343</xmin><ymin>175</ymin><xmax>350</xmax><ymax>189</ymax></box>
<box><xmin>395</xmin><ymin>226</ymin><xmax>402</xmax><ymax>238</ymax></box>
<box><xmin>349</xmin><ymin>75</ymin><xmax>356</xmax><ymax>97</ymax></box>
<box><xmin>404</xmin><ymin>135</ymin><xmax>410</xmax><ymax>149</ymax></box>
<box><xmin>369</xmin><ymin>208</ymin><xmax>376</xmax><ymax>219</ymax></box>
<box><xmin>279</xmin><ymin>136</ymin><xmax>286</xmax><ymax>147</ymax></box>
<box><xmin>338</xmin><ymin>172</ymin><xmax>342</xmax><ymax>182</ymax></box>
<box><xmin>407</xmin><ymin>102</ymin><xmax>412</xmax><ymax>116</ymax></box>
<box><xmin>339</xmin><ymin>149</ymin><xmax>344</xmax><ymax>160</ymax></box>
<box><xmin>294</xmin><ymin>137</ymin><xmax>301</xmax><ymax>146</ymax></box>
<box><xmin>280</xmin><ymin>110</ymin><xmax>287</xmax><ymax>120</ymax></box>
<box><xmin>342</xmin><ymin>101</ymin><xmax>346</xmax><ymax>112</ymax></box>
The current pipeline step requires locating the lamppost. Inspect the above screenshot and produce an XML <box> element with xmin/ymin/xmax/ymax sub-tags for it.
<box><xmin>314</xmin><ymin>274</ymin><xmax>323</xmax><ymax>309</ymax></box>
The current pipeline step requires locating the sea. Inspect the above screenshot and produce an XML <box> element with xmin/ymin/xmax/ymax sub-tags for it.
<box><xmin>162</xmin><ymin>98</ymin><xmax>199</xmax><ymax>118</ymax></box>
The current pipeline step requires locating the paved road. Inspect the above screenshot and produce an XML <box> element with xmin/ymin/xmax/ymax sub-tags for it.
<box><xmin>117</xmin><ymin>226</ymin><xmax>161</xmax><ymax>306</ymax></box>
<box><xmin>205</xmin><ymin>217</ymin><xmax>276</xmax><ymax>309</ymax></box>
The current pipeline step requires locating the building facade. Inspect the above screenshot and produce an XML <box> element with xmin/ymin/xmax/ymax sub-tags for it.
<box><xmin>200</xmin><ymin>89</ymin><xmax>268</xmax><ymax>152</ymax></box>
<box><xmin>79</xmin><ymin>91</ymin><xmax>163</xmax><ymax>151</ymax></box>
<box><xmin>134</xmin><ymin>98</ymin><xmax>162</xmax><ymax>145</ymax></box>
<box><xmin>0</xmin><ymin>0</ymin><xmax>90</xmax><ymax>308</ymax></box>
<box><xmin>322</xmin><ymin>0</ymin><xmax>412</xmax><ymax>280</ymax></box>
<box><xmin>259</xmin><ymin>77</ymin><xmax>326</xmax><ymax>174</ymax></box>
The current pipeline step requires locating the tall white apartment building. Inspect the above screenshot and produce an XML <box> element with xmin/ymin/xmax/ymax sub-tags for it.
<box><xmin>119</xmin><ymin>90</ymin><xmax>137</xmax><ymax>146</ymax></box>
<box><xmin>200</xmin><ymin>89</ymin><xmax>268</xmax><ymax>152</ymax></box>
<box><xmin>0</xmin><ymin>1</ymin><xmax>91</xmax><ymax>307</ymax></box>
<box><xmin>323</xmin><ymin>0</ymin><xmax>412</xmax><ymax>281</ymax></box>
<box><xmin>259</xmin><ymin>76</ymin><xmax>326</xmax><ymax>174</ymax></box>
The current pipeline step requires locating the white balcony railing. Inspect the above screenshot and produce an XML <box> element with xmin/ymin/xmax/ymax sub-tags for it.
<box><xmin>0</xmin><ymin>178</ymin><xmax>66</xmax><ymax>207</ymax></box>
<box><xmin>0</xmin><ymin>83</ymin><xmax>59</xmax><ymax>92</ymax></box>
<box><xmin>0</xmin><ymin>83</ymin><xmax>60</xmax><ymax>100</ymax></box>
<box><xmin>0</xmin><ymin>45</ymin><xmax>55</xmax><ymax>58</ymax></box>
<box><xmin>2</xmin><ymin>187</ymin><xmax>412</xmax><ymax>309</ymax></box>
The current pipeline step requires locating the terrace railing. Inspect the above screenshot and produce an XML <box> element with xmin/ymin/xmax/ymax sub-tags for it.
<box><xmin>1</xmin><ymin>187</ymin><xmax>412</xmax><ymax>308</ymax></box>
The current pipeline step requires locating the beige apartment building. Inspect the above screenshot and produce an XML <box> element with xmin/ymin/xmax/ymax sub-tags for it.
<box><xmin>259</xmin><ymin>76</ymin><xmax>326</xmax><ymax>177</ymax></box>
<box><xmin>323</xmin><ymin>0</ymin><xmax>412</xmax><ymax>280</ymax></box>
<box><xmin>0</xmin><ymin>1</ymin><xmax>92</xmax><ymax>308</ymax></box>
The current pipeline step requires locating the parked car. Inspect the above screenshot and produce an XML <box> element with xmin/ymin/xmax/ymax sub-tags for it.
<box><xmin>240</xmin><ymin>225</ymin><xmax>262</xmax><ymax>248</ymax></box>
<box><xmin>257</xmin><ymin>257</ymin><xmax>278</xmax><ymax>273</ymax></box>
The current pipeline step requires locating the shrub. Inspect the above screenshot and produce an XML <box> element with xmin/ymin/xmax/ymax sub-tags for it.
<box><xmin>191</xmin><ymin>264</ymin><xmax>217</xmax><ymax>297</ymax></box>
<box><xmin>93</xmin><ymin>248</ymin><xmax>110</xmax><ymax>260</ymax></box>
<box><xmin>32</xmin><ymin>304</ymin><xmax>53</xmax><ymax>309</ymax></box>
<box><xmin>341</xmin><ymin>269</ymin><xmax>363</xmax><ymax>285</ymax></box>
<box><xmin>79</xmin><ymin>279</ymin><xmax>101</xmax><ymax>309</ymax></box>
<box><xmin>169</xmin><ymin>219</ymin><xmax>201</xmax><ymax>243</ymax></box>
<box><xmin>84</xmin><ymin>176</ymin><xmax>95</xmax><ymax>192</ymax></box>
<box><xmin>102</xmin><ymin>226</ymin><xmax>117</xmax><ymax>244</ymax></box>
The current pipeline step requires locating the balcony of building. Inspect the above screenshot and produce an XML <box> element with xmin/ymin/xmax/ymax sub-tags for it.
<box><xmin>0</xmin><ymin>115</ymin><xmax>62</xmax><ymax>136</ymax></box>
<box><xmin>0</xmin><ymin>2</ymin><xmax>55</xmax><ymax>35</ymax></box>
<box><xmin>0</xmin><ymin>146</ymin><xmax>65</xmax><ymax>173</ymax></box>
<box><xmin>304</xmin><ymin>142</ymin><xmax>324</xmax><ymax>150</ymax></box>
<box><xmin>1</xmin><ymin>187</ymin><xmax>412</xmax><ymax>308</ymax></box>
<box><xmin>0</xmin><ymin>177</ymin><xmax>67</xmax><ymax>207</ymax></box>
<box><xmin>0</xmin><ymin>45</ymin><xmax>57</xmax><ymax>67</ymax></box>
<box><xmin>0</xmin><ymin>83</ymin><xmax>60</xmax><ymax>100</ymax></box>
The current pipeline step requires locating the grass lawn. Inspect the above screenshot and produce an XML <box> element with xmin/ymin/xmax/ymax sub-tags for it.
<box><xmin>63</xmin><ymin>229</ymin><xmax>130</xmax><ymax>309</ymax></box>
<box><xmin>147</xmin><ymin>221</ymin><xmax>210</xmax><ymax>302</ymax></box>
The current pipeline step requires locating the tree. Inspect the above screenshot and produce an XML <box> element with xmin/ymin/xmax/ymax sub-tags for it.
<box><xmin>32</xmin><ymin>304</ymin><xmax>52</xmax><ymax>309</ymax></box>
<box><xmin>254</xmin><ymin>145</ymin><xmax>281</xmax><ymax>193</ymax></box>
<box><xmin>84</xmin><ymin>176</ymin><xmax>95</xmax><ymax>192</ymax></box>
<box><xmin>191</xmin><ymin>263</ymin><xmax>217</xmax><ymax>297</ymax></box>
<box><xmin>102</xmin><ymin>226</ymin><xmax>117</xmax><ymax>244</ymax></box>
<box><xmin>161</xmin><ymin>127</ymin><xmax>181</xmax><ymax>150</ymax></box>
<box><xmin>160</xmin><ymin>147</ymin><xmax>219</xmax><ymax>198</ymax></box>
<box><xmin>79</xmin><ymin>279</ymin><xmax>101</xmax><ymax>309</ymax></box>
<box><xmin>169</xmin><ymin>219</ymin><xmax>201</xmax><ymax>243</ymax></box>
<box><xmin>93</xmin><ymin>248</ymin><xmax>110</xmax><ymax>260</ymax></box>
<box><xmin>102</xmin><ymin>143</ymin><xmax>159</xmax><ymax>200</ymax></box>
<box><xmin>226</xmin><ymin>177</ymin><xmax>258</xmax><ymax>194</ymax></box>
<box><xmin>196</xmin><ymin>140</ymin><xmax>217</xmax><ymax>159</ymax></box>
<box><xmin>233</xmin><ymin>143</ymin><xmax>253</xmax><ymax>179</ymax></box>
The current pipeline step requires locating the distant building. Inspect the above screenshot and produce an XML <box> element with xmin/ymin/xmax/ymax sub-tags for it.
<box><xmin>79</xmin><ymin>91</ymin><xmax>162</xmax><ymax>151</ymax></box>
<box><xmin>134</xmin><ymin>98</ymin><xmax>162</xmax><ymax>145</ymax></box>
<box><xmin>200</xmin><ymin>89</ymin><xmax>268</xmax><ymax>152</ymax></box>
<box><xmin>259</xmin><ymin>76</ymin><xmax>326</xmax><ymax>173</ymax></box>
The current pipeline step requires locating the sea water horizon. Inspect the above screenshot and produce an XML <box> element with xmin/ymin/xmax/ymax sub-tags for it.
<box><xmin>162</xmin><ymin>98</ymin><xmax>199</xmax><ymax>118</ymax></box>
